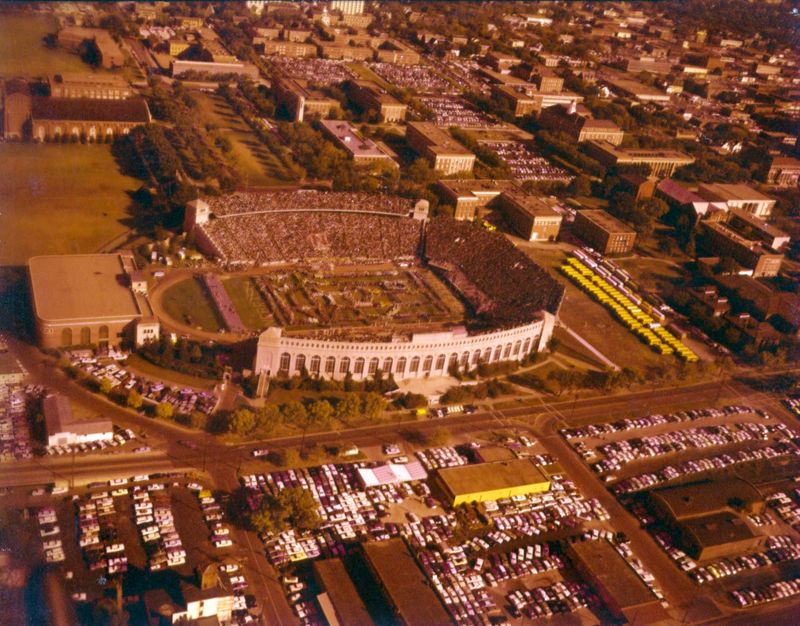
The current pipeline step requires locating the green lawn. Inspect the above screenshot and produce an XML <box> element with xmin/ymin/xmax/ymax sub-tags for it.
<box><xmin>0</xmin><ymin>14</ymin><xmax>103</xmax><ymax>76</ymax></box>
<box><xmin>0</xmin><ymin>143</ymin><xmax>140</xmax><ymax>266</ymax></box>
<box><xmin>161</xmin><ymin>277</ymin><xmax>223</xmax><ymax>332</ymax></box>
<box><xmin>193</xmin><ymin>91</ymin><xmax>290</xmax><ymax>186</ymax></box>
<box><xmin>222</xmin><ymin>276</ymin><xmax>271</xmax><ymax>331</ymax></box>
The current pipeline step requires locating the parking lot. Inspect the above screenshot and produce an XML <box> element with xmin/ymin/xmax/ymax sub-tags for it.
<box><xmin>0</xmin><ymin>383</ymin><xmax>34</xmax><ymax>462</ymax></box>
<box><xmin>483</xmin><ymin>140</ymin><xmax>571</xmax><ymax>182</ymax></box>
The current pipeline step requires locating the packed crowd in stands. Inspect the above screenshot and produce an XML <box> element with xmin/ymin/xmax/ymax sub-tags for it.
<box><xmin>425</xmin><ymin>216</ymin><xmax>565</xmax><ymax>326</ymax></box>
<box><xmin>202</xmin><ymin>274</ymin><xmax>247</xmax><ymax>334</ymax></box>
<box><xmin>367</xmin><ymin>62</ymin><xmax>452</xmax><ymax>93</ymax></box>
<box><xmin>203</xmin><ymin>191</ymin><xmax>416</xmax><ymax>217</ymax></box>
<box><xmin>421</xmin><ymin>96</ymin><xmax>498</xmax><ymax>128</ymax></box>
<box><xmin>485</xmin><ymin>141</ymin><xmax>572</xmax><ymax>182</ymax></box>
<box><xmin>200</xmin><ymin>211</ymin><xmax>423</xmax><ymax>266</ymax></box>
<box><xmin>270</xmin><ymin>57</ymin><xmax>355</xmax><ymax>85</ymax></box>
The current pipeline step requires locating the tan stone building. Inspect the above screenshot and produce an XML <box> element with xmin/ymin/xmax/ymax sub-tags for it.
<box><xmin>406</xmin><ymin>122</ymin><xmax>475</xmax><ymax>175</ymax></box>
<box><xmin>573</xmin><ymin>209</ymin><xmax>637</xmax><ymax>255</ymax></box>
<box><xmin>498</xmin><ymin>191</ymin><xmax>563</xmax><ymax>241</ymax></box>
<box><xmin>348</xmin><ymin>80</ymin><xmax>407</xmax><ymax>123</ymax></box>
<box><xmin>48</xmin><ymin>73</ymin><xmax>133</xmax><ymax>99</ymax></box>
<box><xmin>30</xmin><ymin>96</ymin><xmax>151</xmax><ymax>141</ymax></box>
<box><xmin>539</xmin><ymin>102</ymin><xmax>624</xmax><ymax>146</ymax></box>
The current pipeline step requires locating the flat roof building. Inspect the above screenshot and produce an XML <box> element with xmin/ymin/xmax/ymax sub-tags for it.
<box><xmin>57</xmin><ymin>27</ymin><xmax>124</xmax><ymax>68</ymax></box>
<box><xmin>29</xmin><ymin>254</ymin><xmax>160</xmax><ymax>350</ymax></box>
<box><xmin>431</xmin><ymin>458</ymin><xmax>551</xmax><ymax>506</ymax></box>
<box><xmin>361</xmin><ymin>539</ymin><xmax>451</xmax><ymax>626</ymax></box>
<box><xmin>702</xmin><ymin>221</ymin><xmax>784</xmax><ymax>278</ymax></box>
<box><xmin>319</xmin><ymin>120</ymin><xmax>398</xmax><ymax>167</ymax></box>
<box><xmin>538</xmin><ymin>102</ymin><xmax>624</xmax><ymax>146</ymax></box>
<box><xmin>30</xmin><ymin>95</ymin><xmax>151</xmax><ymax>141</ymax></box>
<box><xmin>348</xmin><ymin>80</ymin><xmax>407</xmax><ymax>123</ymax></box>
<box><xmin>573</xmin><ymin>209</ymin><xmax>637</xmax><ymax>255</ymax></box>
<box><xmin>585</xmin><ymin>141</ymin><xmax>695</xmax><ymax>177</ymax></box>
<box><xmin>48</xmin><ymin>73</ymin><xmax>133</xmax><ymax>100</ymax></box>
<box><xmin>406</xmin><ymin>122</ymin><xmax>475</xmax><ymax>176</ymax></box>
<box><xmin>697</xmin><ymin>183</ymin><xmax>776</xmax><ymax>218</ymax></box>
<box><xmin>436</xmin><ymin>179</ymin><xmax>517</xmax><ymax>221</ymax></box>
<box><xmin>44</xmin><ymin>394</ymin><xmax>113</xmax><ymax>448</ymax></box>
<box><xmin>312</xmin><ymin>559</ymin><xmax>374</xmax><ymax>626</ymax></box>
<box><xmin>602</xmin><ymin>75</ymin><xmax>671</xmax><ymax>102</ymax></box>
<box><xmin>0</xmin><ymin>352</ymin><xmax>25</xmax><ymax>386</ymax></box>
<box><xmin>274</xmin><ymin>76</ymin><xmax>338</xmax><ymax>122</ymax></box>
<box><xmin>766</xmin><ymin>156</ymin><xmax>800</xmax><ymax>187</ymax></box>
<box><xmin>171</xmin><ymin>59</ymin><xmax>259</xmax><ymax>79</ymax></box>
<box><xmin>499</xmin><ymin>191</ymin><xmax>563</xmax><ymax>241</ymax></box>
<box><xmin>568</xmin><ymin>540</ymin><xmax>663</xmax><ymax>623</ymax></box>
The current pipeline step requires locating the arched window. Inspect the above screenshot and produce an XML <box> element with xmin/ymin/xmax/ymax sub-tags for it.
<box><xmin>98</xmin><ymin>325</ymin><xmax>109</xmax><ymax>339</ymax></box>
<box><xmin>522</xmin><ymin>338</ymin><xmax>531</xmax><ymax>355</ymax></box>
<box><xmin>105</xmin><ymin>127</ymin><xmax>113</xmax><ymax>136</ymax></box>
<box><xmin>368</xmin><ymin>358</ymin><xmax>379</xmax><ymax>375</ymax></box>
<box><xmin>423</xmin><ymin>356</ymin><xmax>433</xmax><ymax>372</ymax></box>
<box><xmin>482</xmin><ymin>348</ymin><xmax>491</xmax><ymax>363</ymax></box>
<box><xmin>309</xmin><ymin>355</ymin><xmax>321</xmax><ymax>374</ymax></box>
<box><xmin>354</xmin><ymin>358</ymin><xmax>365</xmax><ymax>375</ymax></box>
<box><xmin>54</xmin><ymin>126</ymin><xmax>62</xmax><ymax>136</ymax></box>
<box><xmin>513</xmin><ymin>340</ymin><xmax>521</xmax><ymax>356</ymax></box>
<box><xmin>279</xmin><ymin>353</ymin><xmax>291</xmax><ymax>372</ymax></box>
<box><xmin>339</xmin><ymin>357</ymin><xmax>350</xmax><ymax>374</ymax></box>
<box><xmin>89</xmin><ymin>126</ymin><xmax>97</xmax><ymax>139</ymax></box>
<box><xmin>122</xmin><ymin>127</ymin><xmax>130</xmax><ymax>135</ymax></box>
<box><xmin>37</xmin><ymin>126</ymin><xmax>45</xmax><ymax>140</ymax></box>
<box><xmin>61</xmin><ymin>328</ymin><xmax>73</xmax><ymax>346</ymax></box>
<box><xmin>449</xmin><ymin>353</ymin><xmax>459</xmax><ymax>370</ymax></box>
<box><xmin>435</xmin><ymin>354</ymin><xmax>446</xmax><ymax>371</ymax></box>
<box><xmin>383</xmin><ymin>357</ymin><xmax>393</xmax><ymax>373</ymax></box>
<box><xmin>493</xmin><ymin>346</ymin><xmax>502</xmax><ymax>362</ymax></box>
<box><xmin>460</xmin><ymin>352</ymin><xmax>469</xmax><ymax>368</ymax></box>
<box><xmin>472</xmin><ymin>350</ymin><xmax>481</xmax><ymax>365</ymax></box>
<box><xmin>295</xmin><ymin>354</ymin><xmax>306</xmax><ymax>372</ymax></box>
<box><xmin>409</xmin><ymin>357</ymin><xmax>420</xmax><ymax>373</ymax></box>
<box><xmin>71</xmin><ymin>126</ymin><xmax>79</xmax><ymax>136</ymax></box>
<box><xmin>325</xmin><ymin>356</ymin><xmax>336</xmax><ymax>374</ymax></box>
<box><xmin>503</xmin><ymin>343</ymin><xmax>512</xmax><ymax>359</ymax></box>
<box><xmin>396</xmin><ymin>357</ymin><xmax>406</xmax><ymax>374</ymax></box>
<box><xmin>80</xmin><ymin>327</ymin><xmax>91</xmax><ymax>344</ymax></box>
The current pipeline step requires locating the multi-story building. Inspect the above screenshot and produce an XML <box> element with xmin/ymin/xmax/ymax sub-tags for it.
<box><xmin>697</xmin><ymin>183</ymin><xmax>776</xmax><ymax>217</ymax></box>
<box><xmin>498</xmin><ymin>191</ymin><xmax>563</xmax><ymax>241</ymax></box>
<box><xmin>316</xmin><ymin>39</ymin><xmax>373</xmax><ymax>61</ymax></box>
<box><xmin>573</xmin><ymin>209</ymin><xmax>637</xmax><ymax>255</ymax></box>
<box><xmin>257</xmin><ymin>39</ymin><xmax>316</xmax><ymax>57</ymax></box>
<box><xmin>585</xmin><ymin>141</ymin><xmax>695</xmax><ymax>177</ymax></box>
<box><xmin>375</xmin><ymin>39</ymin><xmax>420</xmax><ymax>65</ymax></box>
<box><xmin>538</xmin><ymin>102</ymin><xmax>624</xmax><ymax>145</ymax></box>
<box><xmin>57</xmin><ymin>27</ymin><xmax>125</xmax><ymax>68</ymax></box>
<box><xmin>702</xmin><ymin>221</ymin><xmax>783</xmax><ymax>277</ymax></box>
<box><xmin>766</xmin><ymin>156</ymin><xmax>800</xmax><ymax>187</ymax></box>
<box><xmin>30</xmin><ymin>96</ymin><xmax>151</xmax><ymax>141</ymax></box>
<box><xmin>348</xmin><ymin>80</ymin><xmax>407</xmax><ymax>122</ymax></box>
<box><xmin>48</xmin><ymin>73</ymin><xmax>133</xmax><ymax>99</ymax></box>
<box><xmin>406</xmin><ymin>122</ymin><xmax>476</xmax><ymax>175</ymax></box>
<box><xmin>330</xmin><ymin>0</ymin><xmax>364</xmax><ymax>14</ymax></box>
<box><xmin>726</xmin><ymin>208</ymin><xmax>790</xmax><ymax>251</ymax></box>
<box><xmin>492</xmin><ymin>83</ymin><xmax>583</xmax><ymax>117</ymax></box>
<box><xmin>273</xmin><ymin>76</ymin><xmax>338</xmax><ymax>122</ymax></box>
<box><xmin>319</xmin><ymin>120</ymin><xmax>398</xmax><ymax>167</ymax></box>
<box><xmin>171</xmin><ymin>59</ymin><xmax>259</xmax><ymax>79</ymax></box>
<box><xmin>436</xmin><ymin>179</ymin><xmax>516</xmax><ymax>221</ymax></box>
<box><xmin>1</xmin><ymin>78</ymin><xmax>31</xmax><ymax>139</ymax></box>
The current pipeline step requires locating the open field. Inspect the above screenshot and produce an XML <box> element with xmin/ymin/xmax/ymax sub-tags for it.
<box><xmin>124</xmin><ymin>354</ymin><xmax>216</xmax><ymax>390</ymax></box>
<box><xmin>222</xmin><ymin>276</ymin><xmax>272</xmax><ymax>331</ymax></box>
<box><xmin>160</xmin><ymin>277</ymin><xmax>223</xmax><ymax>333</ymax></box>
<box><xmin>615</xmin><ymin>256</ymin><xmax>684</xmax><ymax>292</ymax></box>
<box><xmin>0</xmin><ymin>14</ymin><xmax>102</xmax><ymax>76</ymax></box>
<box><xmin>193</xmin><ymin>91</ymin><xmax>290</xmax><ymax>186</ymax></box>
<box><xmin>0</xmin><ymin>143</ymin><xmax>139</xmax><ymax>265</ymax></box>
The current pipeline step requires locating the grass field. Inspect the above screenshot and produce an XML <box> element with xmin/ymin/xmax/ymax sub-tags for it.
<box><xmin>193</xmin><ymin>91</ymin><xmax>290</xmax><ymax>186</ymax></box>
<box><xmin>0</xmin><ymin>14</ymin><xmax>102</xmax><ymax>76</ymax></box>
<box><xmin>222</xmin><ymin>276</ymin><xmax>271</xmax><ymax>331</ymax></box>
<box><xmin>0</xmin><ymin>143</ymin><xmax>140</xmax><ymax>266</ymax></box>
<box><xmin>161</xmin><ymin>278</ymin><xmax>223</xmax><ymax>332</ymax></box>
<box><xmin>125</xmin><ymin>354</ymin><xmax>215</xmax><ymax>390</ymax></box>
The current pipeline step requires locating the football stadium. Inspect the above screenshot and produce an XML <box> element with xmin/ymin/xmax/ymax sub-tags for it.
<box><xmin>177</xmin><ymin>191</ymin><xmax>564</xmax><ymax>382</ymax></box>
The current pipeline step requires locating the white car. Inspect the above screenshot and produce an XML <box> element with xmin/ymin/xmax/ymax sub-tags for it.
<box><xmin>213</xmin><ymin>538</ymin><xmax>233</xmax><ymax>548</ymax></box>
<box><xmin>251</xmin><ymin>448</ymin><xmax>270</xmax><ymax>457</ymax></box>
<box><xmin>109</xmin><ymin>478</ymin><xmax>127</xmax><ymax>487</ymax></box>
<box><xmin>51</xmin><ymin>486</ymin><xmax>68</xmax><ymax>495</ymax></box>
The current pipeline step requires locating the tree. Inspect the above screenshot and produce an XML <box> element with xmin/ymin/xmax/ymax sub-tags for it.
<box><xmin>155</xmin><ymin>402</ymin><xmax>174</xmax><ymax>420</ymax></box>
<box><xmin>99</xmin><ymin>378</ymin><xmax>114</xmax><ymax>395</ymax></box>
<box><xmin>361</xmin><ymin>393</ymin><xmax>387</xmax><ymax>420</ymax></box>
<box><xmin>568</xmin><ymin>175</ymin><xmax>592</xmax><ymax>197</ymax></box>
<box><xmin>280</xmin><ymin>401</ymin><xmax>307</xmax><ymax>425</ymax></box>
<box><xmin>126</xmin><ymin>389</ymin><xmax>143</xmax><ymax>410</ymax></box>
<box><xmin>250</xmin><ymin>486</ymin><xmax>321</xmax><ymax>535</ymax></box>
<box><xmin>188</xmin><ymin>410</ymin><xmax>208</xmax><ymax>430</ymax></box>
<box><xmin>335</xmin><ymin>393</ymin><xmax>361</xmax><ymax>423</ymax></box>
<box><xmin>255</xmin><ymin>404</ymin><xmax>282</xmax><ymax>435</ymax></box>
<box><xmin>78</xmin><ymin>38</ymin><xmax>102</xmax><ymax>67</ymax></box>
<box><xmin>229</xmin><ymin>408</ymin><xmax>257</xmax><ymax>436</ymax></box>
<box><xmin>308</xmin><ymin>400</ymin><xmax>334</xmax><ymax>429</ymax></box>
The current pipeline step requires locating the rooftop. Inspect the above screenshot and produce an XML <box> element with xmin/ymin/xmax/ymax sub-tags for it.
<box><xmin>407</xmin><ymin>122</ymin><xmax>474</xmax><ymax>156</ymax></box>
<box><xmin>570</xmin><ymin>540</ymin><xmax>658</xmax><ymax>609</ymax></box>
<box><xmin>30</xmin><ymin>96</ymin><xmax>150</xmax><ymax>123</ymax></box>
<box><xmin>698</xmin><ymin>183</ymin><xmax>775</xmax><ymax>204</ymax></box>
<box><xmin>682</xmin><ymin>512</ymin><xmax>759</xmax><ymax>549</ymax></box>
<box><xmin>312</xmin><ymin>559</ymin><xmax>374</xmax><ymax>626</ymax></box>
<box><xmin>650</xmin><ymin>478</ymin><xmax>763</xmax><ymax>520</ymax></box>
<box><xmin>29</xmin><ymin>254</ymin><xmax>143</xmax><ymax>322</ymax></box>
<box><xmin>501</xmin><ymin>190</ymin><xmax>561</xmax><ymax>218</ymax></box>
<box><xmin>319</xmin><ymin>120</ymin><xmax>391</xmax><ymax>158</ymax></box>
<box><xmin>362</xmin><ymin>539</ymin><xmax>451</xmax><ymax>626</ymax></box>
<box><xmin>576</xmin><ymin>209</ymin><xmax>636</xmax><ymax>234</ymax></box>
<box><xmin>44</xmin><ymin>393</ymin><xmax>112</xmax><ymax>437</ymax></box>
<box><xmin>435</xmin><ymin>459</ymin><xmax>550</xmax><ymax>496</ymax></box>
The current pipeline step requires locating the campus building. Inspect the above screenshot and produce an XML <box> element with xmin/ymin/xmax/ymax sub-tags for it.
<box><xmin>498</xmin><ymin>191</ymin><xmax>563</xmax><ymax>241</ymax></box>
<box><xmin>30</xmin><ymin>96</ymin><xmax>151</xmax><ymax>141</ymax></box>
<box><xmin>406</xmin><ymin>122</ymin><xmax>476</xmax><ymax>175</ymax></box>
<box><xmin>29</xmin><ymin>254</ymin><xmax>160</xmax><ymax>350</ymax></box>
<box><xmin>436</xmin><ymin>179</ymin><xmax>517</xmax><ymax>221</ymax></box>
<box><xmin>44</xmin><ymin>394</ymin><xmax>113</xmax><ymax>448</ymax></box>
<box><xmin>319</xmin><ymin>120</ymin><xmax>398</xmax><ymax>167</ymax></box>
<box><xmin>257</xmin><ymin>39</ymin><xmax>316</xmax><ymax>57</ymax></box>
<box><xmin>348</xmin><ymin>80</ymin><xmax>407</xmax><ymax>123</ymax></box>
<box><xmin>274</xmin><ymin>76</ymin><xmax>338</xmax><ymax>122</ymax></box>
<box><xmin>430</xmin><ymin>459</ymin><xmax>551</xmax><ymax>506</ymax></box>
<box><xmin>57</xmin><ymin>27</ymin><xmax>124</xmax><ymax>68</ymax></box>
<box><xmin>538</xmin><ymin>102</ymin><xmax>624</xmax><ymax>146</ymax></box>
<box><xmin>702</xmin><ymin>221</ymin><xmax>784</xmax><ymax>277</ymax></box>
<box><xmin>48</xmin><ymin>73</ymin><xmax>133</xmax><ymax>99</ymax></box>
<box><xmin>573</xmin><ymin>209</ymin><xmax>637</xmax><ymax>255</ymax></box>
<box><xmin>584</xmin><ymin>141</ymin><xmax>695</xmax><ymax>177</ymax></box>
<box><xmin>491</xmin><ymin>83</ymin><xmax>583</xmax><ymax>117</ymax></box>
<box><xmin>1</xmin><ymin>78</ymin><xmax>31</xmax><ymax>139</ymax></box>
<box><xmin>766</xmin><ymin>156</ymin><xmax>800</xmax><ymax>187</ymax></box>
<box><xmin>171</xmin><ymin>59</ymin><xmax>259</xmax><ymax>79</ymax></box>
<box><xmin>696</xmin><ymin>183</ymin><xmax>776</xmax><ymax>218</ymax></box>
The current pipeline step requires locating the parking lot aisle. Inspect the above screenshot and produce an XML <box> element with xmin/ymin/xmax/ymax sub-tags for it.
<box><xmin>531</xmin><ymin>418</ymin><xmax>705</xmax><ymax>615</ymax></box>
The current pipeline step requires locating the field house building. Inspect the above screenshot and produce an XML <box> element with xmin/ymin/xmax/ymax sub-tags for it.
<box><xmin>29</xmin><ymin>254</ymin><xmax>160</xmax><ymax>350</ymax></box>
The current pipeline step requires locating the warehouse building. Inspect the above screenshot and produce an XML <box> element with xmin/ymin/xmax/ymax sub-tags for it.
<box><xmin>568</xmin><ymin>540</ymin><xmax>664</xmax><ymax>623</ymax></box>
<box><xmin>361</xmin><ymin>539</ymin><xmax>451</xmax><ymax>626</ymax></box>
<box><xmin>430</xmin><ymin>459</ymin><xmax>551</xmax><ymax>506</ymax></box>
<box><xmin>573</xmin><ymin>209</ymin><xmax>637</xmax><ymax>255</ymax></box>
<box><xmin>44</xmin><ymin>394</ymin><xmax>113</xmax><ymax>448</ymax></box>
<box><xmin>313</xmin><ymin>559</ymin><xmax>375</xmax><ymax>626</ymax></box>
<box><xmin>29</xmin><ymin>254</ymin><xmax>160</xmax><ymax>350</ymax></box>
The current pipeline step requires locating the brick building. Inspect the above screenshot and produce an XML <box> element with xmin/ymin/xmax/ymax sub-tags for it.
<box><xmin>573</xmin><ymin>209</ymin><xmax>637</xmax><ymax>254</ymax></box>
